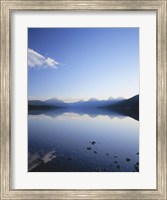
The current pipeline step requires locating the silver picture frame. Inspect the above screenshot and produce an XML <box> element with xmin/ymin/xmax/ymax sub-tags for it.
<box><xmin>0</xmin><ymin>0</ymin><xmax>166</xmax><ymax>199</ymax></box>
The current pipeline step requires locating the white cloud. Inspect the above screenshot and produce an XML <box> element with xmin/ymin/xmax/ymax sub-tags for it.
<box><xmin>28</xmin><ymin>48</ymin><xmax>59</xmax><ymax>69</ymax></box>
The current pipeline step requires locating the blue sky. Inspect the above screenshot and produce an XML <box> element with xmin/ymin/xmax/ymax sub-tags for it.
<box><xmin>28</xmin><ymin>28</ymin><xmax>139</xmax><ymax>102</ymax></box>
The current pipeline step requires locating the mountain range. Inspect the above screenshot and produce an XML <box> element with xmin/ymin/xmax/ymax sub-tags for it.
<box><xmin>28</xmin><ymin>95</ymin><xmax>139</xmax><ymax>120</ymax></box>
<box><xmin>28</xmin><ymin>95</ymin><xmax>138</xmax><ymax>109</ymax></box>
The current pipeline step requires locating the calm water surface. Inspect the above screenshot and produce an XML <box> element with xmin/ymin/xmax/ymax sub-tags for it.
<box><xmin>28</xmin><ymin>109</ymin><xmax>139</xmax><ymax>172</ymax></box>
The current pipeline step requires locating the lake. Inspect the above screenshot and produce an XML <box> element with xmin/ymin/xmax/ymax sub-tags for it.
<box><xmin>28</xmin><ymin>108</ymin><xmax>139</xmax><ymax>172</ymax></box>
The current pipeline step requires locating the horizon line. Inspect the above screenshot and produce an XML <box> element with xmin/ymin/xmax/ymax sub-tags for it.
<box><xmin>28</xmin><ymin>94</ymin><xmax>139</xmax><ymax>103</ymax></box>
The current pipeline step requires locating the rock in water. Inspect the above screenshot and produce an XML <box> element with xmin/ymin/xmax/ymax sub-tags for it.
<box><xmin>90</xmin><ymin>141</ymin><xmax>96</xmax><ymax>145</ymax></box>
<box><xmin>67</xmin><ymin>157</ymin><xmax>73</xmax><ymax>161</ymax></box>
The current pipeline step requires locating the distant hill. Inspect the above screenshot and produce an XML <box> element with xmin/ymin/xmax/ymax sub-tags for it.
<box><xmin>105</xmin><ymin>95</ymin><xmax>139</xmax><ymax>108</ymax></box>
<box><xmin>68</xmin><ymin>97</ymin><xmax>124</xmax><ymax>108</ymax></box>
<box><xmin>28</xmin><ymin>99</ymin><xmax>68</xmax><ymax>110</ymax></box>
<box><xmin>28</xmin><ymin>100</ymin><xmax>47</xmax><ymax>106</ymax></box>
<box><xmin>44</xmin><ymin>98</ymin><xmax>68</xmax><ymax>107</ymax></box>
<box><xmin>101</xmin><ymin>95</ymin><xmax>139</xmax><ymax>120</ymax></box>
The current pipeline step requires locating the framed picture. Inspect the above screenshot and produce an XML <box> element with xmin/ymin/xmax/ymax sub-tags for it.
<box><xmin>0</xmin><ymin>0</ymin><xmax>166</xmax><ymax>199</ymax></box>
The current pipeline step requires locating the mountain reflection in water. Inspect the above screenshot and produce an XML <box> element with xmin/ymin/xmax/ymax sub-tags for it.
<box><xmin>28</xmin><ymin>108</ymin><xmax>139</xmax><ymax>172</ymax></box>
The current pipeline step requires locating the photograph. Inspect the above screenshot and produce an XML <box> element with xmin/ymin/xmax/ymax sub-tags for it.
<box><xmin>28</xmin><ymin>28</ymin><xmax>139</xmax><ymax>172</ymax></box>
